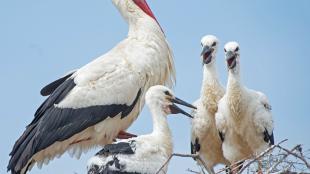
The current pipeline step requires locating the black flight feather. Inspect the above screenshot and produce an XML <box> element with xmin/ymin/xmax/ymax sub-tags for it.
<box><xmin>40</xmin><ymin>72</ymin><xmax>75</xmax><ymax>96</ymax></box>
<box><xmin>8</xmin><ymin>77</ymin><xmax>142</xmax><ymax>174</ymax></box>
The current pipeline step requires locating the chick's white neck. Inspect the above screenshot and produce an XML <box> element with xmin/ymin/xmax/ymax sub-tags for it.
<box><xmin>227</xmin><ymin>70</ymin><xmax>242</xmax><ymax>91</ymax></box>
<box><xmin>202</xmin><ymin>62</ymin><xmax>220</xmax><ymax>89</ymax></box>
<box><xmin>148</xmin><ymin>105</ymin><xmax>171</xmax><ymax>136</ymax></box>
<box><xmin>200</xmin><ymin>62</ymin><xmax>223</xmax><ymax>114</ymax></box>
<box><xmin>227</xmin><ymin>70</ymin><xmax>244</xmax><ymax>120</ymax></box>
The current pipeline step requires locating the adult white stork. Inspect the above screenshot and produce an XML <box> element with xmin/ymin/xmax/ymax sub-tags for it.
<box><xmin>87</xmin><ymin>85</ymin><xmax>196</xmax><ymax>174</ymax></box>
<box><xmin>190</xmin><ymin>35</ymin><xmax>230</xmax><ymax>174</ymax></box>
<box><xmin>215</xmin><ymin>42</ymin><xmax>274</xmax><ymax>167</ymax></box>
<box><xmin>8</xmin><ymin>0</ymin><xmax>175</xmax><ymax>173</ymax></box>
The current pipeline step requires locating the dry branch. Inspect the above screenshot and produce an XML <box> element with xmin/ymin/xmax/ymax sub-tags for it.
<box><xmin>267</xmin><ymin>145</ymin><xmax>302</xmax><ymax>173</ymax></box>
<box><xmin>236</xmin><ymin>139</ymin><xmax>288</xmax><ymax>174</ymax></box>
<box><xmin>155</xmin><ymin>139</ymin><xmax>310</xmax><ymax>174</ymax></box>
<box><xmin>155</xmin><ymin>153</ymin><xmax>210</xmax><ymax>174</ymax></box>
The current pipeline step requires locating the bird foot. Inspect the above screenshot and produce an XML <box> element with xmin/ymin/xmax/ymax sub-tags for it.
<box><xmin>117</xmin><ymin>130</ymin><xmax>137</xmax><ymax>139</ymax></box>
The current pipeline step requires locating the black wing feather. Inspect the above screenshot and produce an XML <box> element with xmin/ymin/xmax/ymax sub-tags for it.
<box><xmin>88</xmin><ymin>163</ymin><xmax>140</xmax><ymax>174</ymax></box>
<box><xmin>270</xmin><ymin>132</ymin><xmax>275</xmax><ymax>145</ymax></box>
<box><xmin>88</xmin><ymin>156</ymin><xmax>140</xmax><ymax>174</ymax></box>
<box><xmin>191</xmin><ymin>138</ymin><xmax>200</xmax><ymax>155</ymax></box>
<box><xmin>40</xmin><ymin>72</ymin><xmax>75</xmax><ymax>96</ymax></box>
<box><xmin>96</xmin><ymin>141</ymin><xmax>136</xmax><ymax>156</ymax></box>
<box><xmin>88</xmin><ymin>141</ymin><xmax>139</xmax><ymax>174</ymax></box>
<box><xmin>219</xmin><ymin>131</ymin><xmax>225</xmax><ymax>142</ymax></box>
<box><xmin>263</xmin><ymin>128</ymin><xmax>274</xmax><ymax>145</ymax></box>
<box><xmin>8</xmin><ymin>77</ymin><xmax>142</xmax><ymax>174</ymax></box>
<box><xmin>190</xmin><ymin>142</ymin><xmax>194</xmax><ymax>155</ymax></box>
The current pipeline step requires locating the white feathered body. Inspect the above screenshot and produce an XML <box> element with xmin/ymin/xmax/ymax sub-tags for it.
<box><xmin>88</xmin><ymin>132</ymin><xmax>173</xmax><ymax>174</ymax></box>
<box><xmin>28</xmin><ymin>16</ymin><xmax>175</xmax><ymax>171</ymax></box>
<box><xmin>60</xmin><ymin>30</ymin><xmax>175</xmax><ymax>142</ymax></box>
<box><xmin>88</xmin><ymin>91</ymin><xmax>174</xmax><ymax>174</ymax></box>
<box><xmin>191</xmin><ymin>66</ymin><xmax>229</xmax><ymax>169</ymax></box>
<box><xmin>9</xmin><ymin>1</ymin><xmax>176</xmax><ymax>173</ymax></box>
<box><xmin>216</xmin><ymin>74</ymin><xmax>273</xmax><ymax>163</ymax></box>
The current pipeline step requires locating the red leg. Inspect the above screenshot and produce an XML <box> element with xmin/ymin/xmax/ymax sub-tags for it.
<box><xmin>117</xmin><ymin>130</ymin><xmax>137</xmax><ymax>139</ymax></box>
<box><xmin>69</xmin><ymin>137</ymin><xmax>91</xmax><ymax>145</ymax></box>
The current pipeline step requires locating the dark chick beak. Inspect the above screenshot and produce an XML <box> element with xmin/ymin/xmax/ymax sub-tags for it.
<box><xmin>226</xmin><ymin>51</ymin><xmax>237</xmax><ymax>69</ymax></box>
<box><xmin>169</xmin><ymin>104</ymin><xmax>193</xmax><ymax>118</ymax></box>
<box><xmin>171</xmin><ymin>97</ymin><xmax>197</xmax><ymax>109</ymax></box>
<box><xmin>169</xmin><ymin>97</ymin><xmax>197</xmax><ymax>118</ymax></box>
<box><xmin>226</xmin><ymin>51</ymin><xmax>235</xmax><ymax>60</ymax></box>
<box><xmin>201</xmin><ymin>46</ymin><xmax>214</xmax><ymax>64</ymax></box>
<box><xmin>201</xmin><ymin>45</ymin><xmax>211</xmax><ymax>56</ymax></box>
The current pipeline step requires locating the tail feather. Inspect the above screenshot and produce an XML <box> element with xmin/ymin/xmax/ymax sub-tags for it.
<box><xmin>10</xmin><ymin>123</ymin><xmax>37</xmax><ymax>156</ymax></box>
<box><xmin>8</xmin><ymin>125</ymin><xmax>37</xmax><ymax>174</ymax></box>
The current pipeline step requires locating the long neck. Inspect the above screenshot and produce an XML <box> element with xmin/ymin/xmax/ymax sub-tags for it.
<box><xmin>200</xmin><ymin>62</ymin><xmax>223</xmax><ymax>114</ymax></box>
<box><xmin>127</xmin><ymin>18</ymin><xmax>175</xmax><ymax>88</ymax></box>
<box><xmin>227</xmin><ymin>70</ymin><xmax>244</xmax><ymax>120</ymax></box>
<box><xmin>227</xmin><ymin>70</ymin><xmax>242</xmax><ymax>94</ymax></box>
<box><xmin>149</xmin><ymin>107</ymin><xmax>171</xmax><ymax>136</ymax></box>
<box><xmin>147</xmin><ymin>105</ymin><xmax>173</xmax><ymax>158</ymax></box>
<box><xmin>201</xmin><ymin>63</ymin><xmax>221</xmax><ymax>96</ymax></box>
<box><xmin>128</xmin><ymin>17</ymin><xmax>164</xmax><ymax>39</ymax></box>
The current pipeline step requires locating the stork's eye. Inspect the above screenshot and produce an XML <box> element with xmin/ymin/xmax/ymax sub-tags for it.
<box><xmin>201</xmin><ymin>43</ymin><xmax>203</xmax><ymax>47</ymax></box>
<box><xmin>212</xmin><ymin>42</ymin><xmax>216</xmax><ymax>47</ymax></box>
<box><xmin>224</xmin><ymin>48</ymin><xmax>227</xmax><ymax>52</ymax></box>
<box><xmin>235</xmin><ymin>47</ymin><xmax>239</xmax><ymax>52</ymax></box>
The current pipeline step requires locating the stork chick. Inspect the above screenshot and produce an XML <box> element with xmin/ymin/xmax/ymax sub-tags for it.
<box><xmin>87</xmin><ymin>85</ymin><xmax>196</xmax><ymax>174</ymax></box>
<box><xmin>215</xmin><ymin>42</ymin><xmax>274</xmax><ymax>168</ymax></box>
<box><xmin>191</xmin><ymin>35</ymin><xmax>230</xmax><ymax>174</ymax></box>
<box><xmin>8</xmin><ymin>0</ymin><xmax>175</xmax><ymax>173</ymax></box>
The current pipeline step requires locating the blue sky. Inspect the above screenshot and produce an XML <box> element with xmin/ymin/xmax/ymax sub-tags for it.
<box><xmin>1</xmin><ymin>0</ymin><xmax>309</xmax><ymax>173</ymax></box>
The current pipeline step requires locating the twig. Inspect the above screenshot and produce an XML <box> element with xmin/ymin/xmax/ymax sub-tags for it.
<box><xmin>269</xmin><ymin>163</ymin><xmax>293</xmax><ymax>174</ymax></box>
<box><xmin>215</xmin><ymin>158</ymin><xmax>245</xmax><ymax>174</ymax></box>
<box><xmin>155</xmin><ymin>139</ymin><xmax>310</xmax><ymax>174</ymax></box>
<box><xmin>155</xmin><ymin>154</ymin><xmax>174</xmax><ymax>174</ymax></box>
<box><xmin>215</xmin><ymin>140</ymin><xmax>289</xmax><ymax>174</ymax></box>
<box><xmin>187</xmin><ymin>168</ymin><xmax>201</xmax><ymax>174</ymax></box>
<box><xmin>236</xmin><ymin>139</ymin><xmax>288</xmax><ymax>174</ymax></box>
<box><xmin>155</xmin><ymin>153</ymin><xmax>207</xmax><ymax>174</ymax></box>
<box><xmin>267</xmin><ymin>145</ymin><xmax>301</xmax><ymax>173</ymax></box>
<box><xmin>276</xmin><ymin>145</ymin><xmax>310</xmax><ymax>169</ymax></box>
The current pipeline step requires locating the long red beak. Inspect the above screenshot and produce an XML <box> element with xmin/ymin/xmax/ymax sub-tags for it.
<box><xmin>133</xmin><ymin>0</ymin><xmax>164</xmax><ymax>33</ymax></box>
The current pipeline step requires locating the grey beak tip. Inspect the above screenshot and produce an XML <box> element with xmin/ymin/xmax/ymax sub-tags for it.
<box><xmin>201</xmin><ymin>46</ymin><xmax>210</xmax><ymax>55</ymax></box>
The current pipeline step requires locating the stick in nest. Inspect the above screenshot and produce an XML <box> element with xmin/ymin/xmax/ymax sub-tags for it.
<box><xmin>155</xmin><ymin>153</ymin><xmax>209</xmax><ymax>174</ymax></box>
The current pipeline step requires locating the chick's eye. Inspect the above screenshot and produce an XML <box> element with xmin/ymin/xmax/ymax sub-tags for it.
<box><xmin>212</xmin><ymin>42</ymin><xmax>217</xmax><ymax>47</ymax></box>
<box><xmin>235</xmin><ymin>47</ymin><xmax>239</xmax><ymax>52</ymax></box>
<box><xmin>224</xmin><ymin>48</ymin><xmax>227</xmax><ymax>52</ymax></box>
<box><xmin>201</xmin><ymin>43</ymin><xmax>203</xmax><ymax>47</ymax></box>
<box><xmin>164</xmin><ymin>91</ymin><xmax>170</xmax><ymax>96</ymax></box>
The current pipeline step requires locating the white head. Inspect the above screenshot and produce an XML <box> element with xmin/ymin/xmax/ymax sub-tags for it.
<box><xmin>145</xmin><ymin>85</ymin><xmax>196</xmax><ymax>118</ymax></box>
<box><xmin>112</xmin><ymin>0</ymin><xmax>162</xmax><ymax>30</ymax></box>
<box><xmin>224</xmin><ymin>41</ymin><xmax>240</xmax><ymax>73</ymax></box>
<box><xmin>200</xmin><ymin>35</ymin><xmax>219</xmax><ymax>65</ymax></box>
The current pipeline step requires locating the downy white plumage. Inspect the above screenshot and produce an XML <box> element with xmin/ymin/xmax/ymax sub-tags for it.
<box><xmin>191</xmin><ymin>35</ymin><xmax>230</xmax><ymax>174</ymax></box>
<box><xmin>87</xmin><ymin>85</ymin><xmax>196</xmax><ymax>174</ymax></box>
<box><xmin>8</xmin><ymin>0</ymin><xmax>175</xmax><ymax>174</ymax></box>
<box><xmin>215</xmin><ymin>42</ymin><xmax>274</xmax><ymax>164</ymax></box>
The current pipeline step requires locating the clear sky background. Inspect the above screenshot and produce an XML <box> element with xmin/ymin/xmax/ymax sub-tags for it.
<box><xmin>1</xmin><ymin>0</ymin><xmax>310</xmax><ymax>173</ymax></box>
